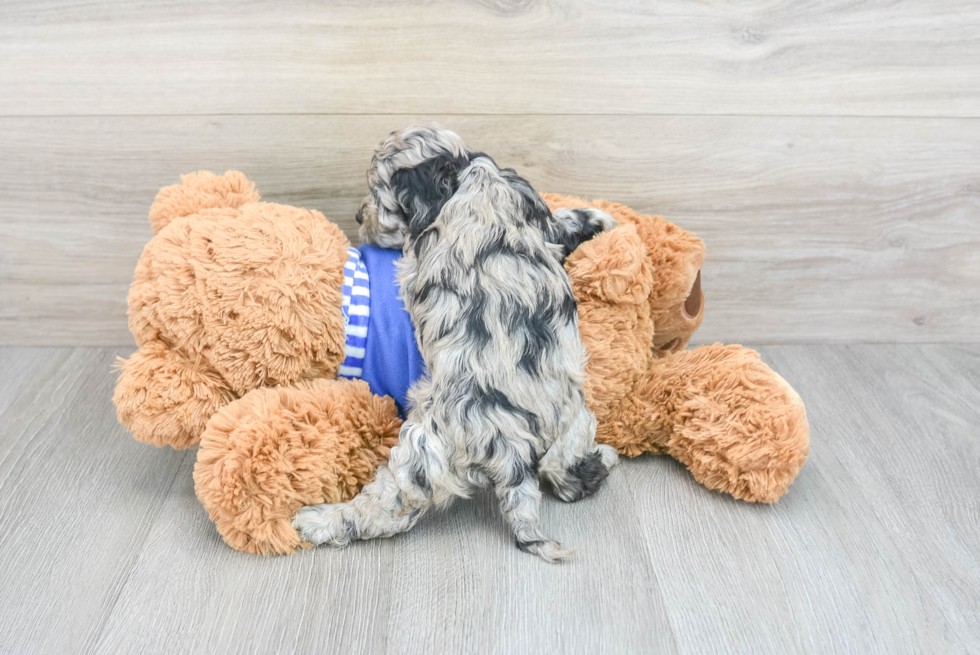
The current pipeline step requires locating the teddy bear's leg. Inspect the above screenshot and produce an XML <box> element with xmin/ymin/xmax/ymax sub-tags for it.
<box><xmin>623</xmin><ymin>344</ymin><xmax>810</xmax><ymax>503</ymax></box>
<box><xmin>113</xmin><ymin>343</ymin><xmax>236</xmax><ymax>449</ymax></box>
<box><xmin>193</xmin><ymin>378</ymin><xmax>401</xmax><ymax>555</ymax></box>
<box><xmin>292</xmin><ymin>376</ymin><xmax>579</xmax><ymax>562</ymax></box>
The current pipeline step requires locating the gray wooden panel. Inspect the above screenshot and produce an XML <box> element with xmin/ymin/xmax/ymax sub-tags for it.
<box><xmin>379</xmin><ymin>475</ymin><xmax>676</xmax><ymax>654</ymax></box>
<box><xmin>763</xmin><ymin>344</ymin><xmax>980</xmax><ymax>652</ymax></box>
<box><xmin>0</xmin><ymin>348</ymin><xmax>64</xmax><ymax>417</ymax></box>
<box><xmin>1</xmin><ymin>1</ymin><xmax>978</xmax><ymax>117</ymax></box>
<box><xmin>2</xmin><ymin>115</ymin><xmax>979</xmax><ymax>346</ymax></box>
<box><xmin>0</xmin><ymin>347</ymin><xmax>192</xmax><ymax>655</ymax></box>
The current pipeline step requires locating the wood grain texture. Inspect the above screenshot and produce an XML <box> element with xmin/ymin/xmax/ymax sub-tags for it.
<box><xmin>1</xmin><ymin>345</ymin><xmax>978</xmax><ymax>654</ymax></box>
<box><xmin>1</xmin><ymin>114</ymin><xmax>978</xmax><ymax>346</ymax></box>
<box><xmin>93</xmin><ymin>462</ymin><xmax>677</xmax><ymax>655</ymax></box>
<box><xmin>761</xmin><ymin>344</ymin><xmax>980</xmax><ymax>652</ymax></box>
<box><xmin>623</xmin><ymin>343</ymin><xmax>980</xmax><ymax>654</ymax></box>
<box><xmin>91</xmin><ymin>457</ymin><xmax>398</xmax><ymax>655</ymax></box>
<box><xmin>0</xmin><ymin>0</ymin><xmax>978</xmax><ymax>117</ymax></box>
<box><xmin>0</xmin><ymin>347</ymin><xmax>192</xmax><ymax>655</ymax></box>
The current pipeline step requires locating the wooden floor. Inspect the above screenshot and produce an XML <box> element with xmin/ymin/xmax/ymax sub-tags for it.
<box><xmin>0</xmin><ymin>344</ymin><xmax>977</xmax><ymax>654</ymax></box>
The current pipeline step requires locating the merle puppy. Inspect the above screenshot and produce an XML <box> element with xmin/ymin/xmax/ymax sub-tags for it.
<box><xmin>293</xmin><ymin>124</ymin><xmax>618</xmax><ymax>560</ymax></box>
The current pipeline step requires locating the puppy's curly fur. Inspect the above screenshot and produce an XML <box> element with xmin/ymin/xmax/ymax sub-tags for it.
<box><xmin>294</xmin><ymin>124</ymin><xmax>618</xmax><ymax>560</ymax></box>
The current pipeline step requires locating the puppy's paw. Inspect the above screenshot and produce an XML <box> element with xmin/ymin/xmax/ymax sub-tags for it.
<box><xmin>554</xmin><ymin>207</ymin><xmax>618</xmax><ymax>235</ymax></box>
<box><xmin>587</xmin><ymin>208</ymin><xmax>618</xmax><ymax>234</ymax></box>
<box><xmin>596</xmin><ymin>443</ymin><xmax>619</xmax><ymax>469</ymax></box>
<box><xmin>545</xmin><ymin>447</ymin><xmax>617</xmax><ymax>503</ymax></box>
<box><xmin>292</xmin><ymin>503</ymin><xmax>350</xmax><ymax>547</ymax></box>
<box><xmin>517</xmin><ymin>538</ymin><xmax>577</xmax><ymax>562</ymax></box>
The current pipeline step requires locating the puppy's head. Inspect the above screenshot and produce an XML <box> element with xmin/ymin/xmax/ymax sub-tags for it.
<box><xmin>357</xmin><ymin>123</ymin><xmax>473</xmax><ymax>248</ymax></box>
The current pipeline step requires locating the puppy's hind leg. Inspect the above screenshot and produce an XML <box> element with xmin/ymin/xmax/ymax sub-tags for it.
<box><xmin>292</xmin><ymin>463</ymin><xmax>422</xmax><ymax>548</ymax></box>
<box><xmin>293</xmin><ymin>418</ymin><xmax>461</xmax><ymax>548</ymax></box>
<box><xmin>540</xmin><ymin>403</ymin><xmax>619</xmax><ymax>503</ymax></box>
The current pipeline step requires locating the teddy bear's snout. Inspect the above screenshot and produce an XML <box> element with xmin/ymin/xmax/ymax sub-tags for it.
<box><xmin>683</xmin><ymin>270</ymin><xmax>702</xmax><ymax>320</ymax></box>
<box><xmin>655</xmin><ymin>270</ymin><xmax>704</xmax><ymax>354</ymax></box>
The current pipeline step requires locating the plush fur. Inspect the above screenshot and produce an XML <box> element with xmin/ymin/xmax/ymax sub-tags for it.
<box><xmin>294</xmin><ymin>125</ymin><xmax>618</xmax><ymax>561</ymax></box>
<box><xmin>113</xmin><ymin>171</ymin><xmax>810</xmax><ymax>555</ymax></box>
<box><xmin>548</xmin><ymin>194</ymin><xmax>808</xmax><ymax>499</ymax></box>
<box><xmin>114</xmin><ymin>172</ymin><xmax>349</xmax><ymax>448</ymax></box>
<box><xmin>626</xmin><ymin>344</ymin><xmax>809</xmax><ymax>502</ymax></box>
<box><xmin>194</xmin><ymin>378</ymin><xmax>400</xmax><ymax>555</ymax></box>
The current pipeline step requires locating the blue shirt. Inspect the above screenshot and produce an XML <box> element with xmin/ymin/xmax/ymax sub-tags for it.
<box><xmin>338</xmin><ymin>244</ymin><xmax>426</xmax><ymax>417</ymax></box>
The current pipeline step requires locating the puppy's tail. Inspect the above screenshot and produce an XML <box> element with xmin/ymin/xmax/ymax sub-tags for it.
<box><xmin>504</xmin><ymin>492</ymin><xmax>576</xmax><ymax>562</ymax></box>
<box><xmin>516</xmin><ymin>537</ymin><xmax>577</xmax><ymax>562</ymax></box>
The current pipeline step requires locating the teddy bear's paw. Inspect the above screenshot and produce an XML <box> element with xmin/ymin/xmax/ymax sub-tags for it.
<box><xmin>292</xmin><ymin>503</ymin><xmax>351</xmax><ymax>548</ymax></box>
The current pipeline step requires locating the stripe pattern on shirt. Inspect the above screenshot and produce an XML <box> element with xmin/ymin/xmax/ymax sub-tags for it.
<box><xmin>338</xmin><ymin>247</ymin><xmax>370</xmax><ymax>378</ymax></box>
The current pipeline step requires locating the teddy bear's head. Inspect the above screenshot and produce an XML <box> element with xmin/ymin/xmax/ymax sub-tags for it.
<box><xmin>542</xmin><ymin>195</ymin><xmax>705</xmax><ymax>356</ymax></box>
<box><xmin>614</xmin><ymin>202</ymin><xmax>704</xmax><ymax>355</ymax></box>
<box><xmin>115</xmin><ymin>171</ymin><xmax>351</xmax><ymax>448</ymax></box>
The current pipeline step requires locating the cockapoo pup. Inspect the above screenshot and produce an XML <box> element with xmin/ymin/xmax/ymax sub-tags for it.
<box><xmin>293</xmin><ymin>124</ymin><xmax>618</xmax><ymax>560</ymax></box>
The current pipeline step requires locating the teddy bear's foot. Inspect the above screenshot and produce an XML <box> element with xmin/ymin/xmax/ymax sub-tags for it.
<box><xmin>626</xmin><ymin>343</ymin><xmax>810</xmax><ymax>503</ymax></box>
<box><xmin>193</xmin><ymin>378</ymin><xmax>401</xmax><ymax>555</ymax></box>
<box><xmin>113</xmin><ymin>343</ymin><xmax>236</xmax><ymax>449</ymax></box>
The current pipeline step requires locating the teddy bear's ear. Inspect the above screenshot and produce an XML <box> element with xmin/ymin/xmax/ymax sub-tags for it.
<box><xmin>564</xmin><ymin>222</ymin><xmax>653</xmax><ymax>305</ymax></box>
<box><xmin>148</xmin><ymin>170</ymin><xmax>260</xmax><ymax>233</ymax></box>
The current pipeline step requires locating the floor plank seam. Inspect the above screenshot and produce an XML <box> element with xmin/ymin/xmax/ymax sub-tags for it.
<box><xmin>617</xmin><ymin>463</ymin><xmax>683</xmax><ymax>654</ymax></box>
<box><xmin>85</xmin><ymin>449</ymin><xmax>194</xmax><ymax>654</ymax></box>
<box><xmin>282</xmin><ymin>551</ymin><xmax>317</xmax><ymax>655</ymax></box>
<box><xmin>0</xmin><ymin>350</ymin><xmax>83</xmax><ymax>494</ymax></box>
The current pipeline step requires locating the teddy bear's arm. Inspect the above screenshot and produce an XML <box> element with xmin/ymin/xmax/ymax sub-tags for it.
<box><xmin>114</xmin><ymin>343</ymin><xmax>237</xmax><ymax>449</ymax></box>
<box><xmin>561</xmin><ymin>224</ymin><xmax>658</xmax><ymax>447</ymax></box>
<box><xmin>563</xmin><ymin>222</ymin><xmax>653</xmax><ymax>305</ymax></box>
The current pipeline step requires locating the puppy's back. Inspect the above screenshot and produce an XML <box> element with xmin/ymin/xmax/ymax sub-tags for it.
<box><xmin>399</xmin><ymin>157</ymin><xmax>586</xmax><ymax>437</ymax></box>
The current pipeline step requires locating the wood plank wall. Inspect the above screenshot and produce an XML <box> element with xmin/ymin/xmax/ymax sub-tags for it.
<box><xmin>1</xmin><ymin>1</ymin><xmax>978</xmax><ymax>345</ymax></box>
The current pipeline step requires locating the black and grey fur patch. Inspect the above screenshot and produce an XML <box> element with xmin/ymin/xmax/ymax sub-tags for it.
<box><xmin>390</xmin><ymin>152</ymin><xmax>471</xmax><ymax>241</ymax></box>
<box><xmin>555</xmin><ymin>451</ymin><xmax>611</xmax><ymax>502</ymax></box>
<box><xmin>516</xmin><ymin>538</ymin><xmax>548</xmax><ymax>553</ymax></box>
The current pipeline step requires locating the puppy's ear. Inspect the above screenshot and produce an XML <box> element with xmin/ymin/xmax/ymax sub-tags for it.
<box><xmin>390</xmin><ymin>152</ymin><xmax>470</xmax><ymax>240</ymax></box>
<box><xmin>500</xmin><ymin>168</ymin><xmax>618</xmax><ymax>260</ymax></box>
<box><xmin>498</xmin><ymin>167</ymin><xmax>553</xmax><ymax>230</ymax></box>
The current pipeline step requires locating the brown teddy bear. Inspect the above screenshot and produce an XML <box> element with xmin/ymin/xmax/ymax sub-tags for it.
<box><xmin>114</xmin><ymin>171</ymin><xmax>809</xmax><ymax>555</ymax></box>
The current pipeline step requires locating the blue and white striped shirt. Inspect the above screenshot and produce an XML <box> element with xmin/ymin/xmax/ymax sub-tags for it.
<box><xmin>338</xmin><ymin>247</ymin><xmax>370</xmax><ymax>377</ymax></box>
<box><xmin>336</xmin><ymin>244</ymin><xmax>427</xmax><ymax>417</ymax></box>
